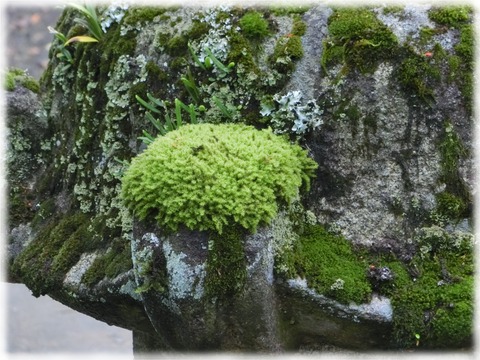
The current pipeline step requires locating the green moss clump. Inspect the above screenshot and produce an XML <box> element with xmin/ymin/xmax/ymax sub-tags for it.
<box><xmin>438</xmin><ymin>121</ymin><xmax>468</xmax><ymax>199</ymax></box>
<box><xmin>82</xmin><ymin>237</ymin><xmax>133</xmax><ymax>286</ymax></box>
<box><xmin>454</xmin><ymin>25</ymin><xmax>474</xmax><ymax>108</ymax></box>
<box><xmin>429</xmin><ymin>6</ymin><xmax>471</xmax><ymax>28</ymax></box>
<box><xmin>227</xmin><ymin>32</ymin><xmax>259</xmax><ymax>75</ymax></box>
<box><xmin>5</xmin><ymin>68</ymin><xmax>40</xmax><ymax>93</ymax></box>
<box><xmin>205</xmin><ymin>226</ymin><xmax>246</xmax><ymax>299</ymax></box>
<box><xmin>30</xmin><ymin>198</ymin><xmax>56</xmax><ymax>230</ymax></box>
<box><xmin>186</xmin><ymin>20</ymin><xmax>210</xmax><ymax>40</ymax></box>
<box><xmin>239</xmin><ymin>11</ymin><xmax>270</xmax><ymax>39</ymax></box>
<box><xmin>270</xmin><ymin>34</ymin><xmax>304</xmax><ymax>73</ymax></box>
<box><xmin>292</xmin><ymin>18</ymin><xmax>307</xmax><ymax>36</ymax></box>
<box><xmin>282</xmin><ymin>224</ymin><xmax>372</xmax><ymax>304</ymax></box>
<box><xmin>121</xmin><ymin>123</ymin><xmax>317</xmax><ymax>234</ymax></box>
<box><xmin>122</xmin><ymin>6</ymin><xmax>167</xmax><ymax>26</ymax></box>
<box><xmin>397</xmin><ymin>53</ymin><xmax>440</xmax><ymax>103</ymax></box>
<box><xmin>391</xmin><ymin>227</ymin><xmax>474</xmax><ymax>349</ymax></box>
<box><xmin>11</xmin><ymin>213</ymin><xmax>91</xmax><ymax>296</ymax></box>
<box><xmin>270</xmin><ymin>6</ymin><xmax>309</xmax><ymax>16</ymax></box>
<box><xmin>166</xmin><ymin>35</ymin><xmax>188</xmax><ymax>56</ymax></box>
<box><xmin>436</xmin><ymin>191</ymin><xmax>467</xmax><ymax>221</ymax></box>
<box><xmin>323</xmin><ymin>8</ymin><xmax>398</xmax><ymax>73</ymax></box>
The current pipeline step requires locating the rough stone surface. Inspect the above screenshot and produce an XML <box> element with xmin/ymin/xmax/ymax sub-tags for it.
<box><xmin>6</xmin><ymin>4</ymin><xmax>474</xmax><ymax>353</ymax></box>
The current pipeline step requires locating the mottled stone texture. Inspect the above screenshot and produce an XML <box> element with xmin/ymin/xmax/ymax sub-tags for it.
<box><xmin>7</xmin><ymin>4</ymin><xmax>474</xmax><ymax>352</ymax></box>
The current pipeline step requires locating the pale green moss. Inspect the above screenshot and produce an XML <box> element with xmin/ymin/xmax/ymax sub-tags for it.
<box><xmin>121</xmin><ymin>123</ymin><xmax>317</xmax><ymax>233</ymax></box>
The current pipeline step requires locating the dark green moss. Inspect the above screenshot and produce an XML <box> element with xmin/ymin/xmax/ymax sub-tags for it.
<box><xmin>82</xmin><ymin>237</ymin><xmax>132</xmax><ymax>286</ymax></box>
<box><xmin>454</xmin><ymin>25</ymin><xmax>474</xmax><ymax>109</ymax></box>
<box><xmin>11</xmin><ymin>213</ymin><xmax>90</xmax><ymax>296</ymax></box>
<box><xmin>8</xmin><ymin>191</ymin><xmax>35</xmax><ymax>229</ymax></box>
<box><xmin>363</xmin><ymin>114</ymin><xmax>377</xmax><ymax>135</ymax></box>
<box><xmin>323</xmin><ymin>8</ymin><xmax>398</xmax><ymax>74</ymax></box>
<box><xmin>122</xmin><ymin>6</ymin><xmax>167</xmax><ymax>25</ymax></box>
<box><xmin>186</xmin><ymin>20</ymin><xmax>210</xmax><ymax>40</ymax></box>
<box><xmin>397</xmin><ymin>52</ymin><xmax>440</xmax><ymax>104</ymax></box>
<box><xmin>239</xmin><ymin>11</ymin><xmax>270</xmax><ymax>39</ymax></box>
<box><xmin>292</xmin><ymin>18</ymin><xmax>307</xmax><ymax>36</ymax></box>
<box><xmin>338</xmin><ymin>103</ymin><xmax>361</xmax><ymax>137</ymax></box>
<box><xmin>270</xmin><ymin>6</ymin><xmax>310</xmax><ymax>16</ymax></box>
<box><xmin>166</xmin><ymin>35</ymin><xmax>188</xmax><ymax>56</ymax></box>
<box><xmin>436</xmin><ymin>191</ymin><xmax>467</xmax><ymax>221</ymax></box>
<box><xmin>227</xmin><ymin>32</ymin><xmax>259</xmax><ymax>75</ymax></box>
<box><xmin>275</xmin><ymin>35</ymin><xmax>303</xmax><ymax>59</ymax></box>
<box><xmin>204</xmin><ymin>226</ymin><xmax>247</xmax><ymax>301</ymax></box>
<box><xmin>270</xmin><ymin>34</ymin><xmax>304</xmax><ymax>73</ymax></box>
<box><xmin>429</xmin><ymin>6</ymin><xmax>472</xmax><ymax>28</ymax></box>
<box><xmin>383</xmin><ymin>6</ymin><xmax>404</xmax><ymax>15</ymax></box>
<box><xmin>5</xmin><ymin>68</ymin><xmax>40</xmax><ymax>93</ymax></box>
<box><xmin>391</xmin><ymin>227</ymin><xmax>473</xmax><ymax>349</ymax></box>
<box><xmin>169</xmin><ymin>57</ymin><xmax>187</xmax><ymax>71</ymax></box>
<box><xmin>282</xmin><ymin>224</ymin><xmax>372</xmax><ymax>305</ymax></box>
<box><xmin>155</xmin><ymin>32</ymin><xmax>170</xmax><ymax>49</ymax></box>
<box><xmin>66</xmin><ymin>24</ymin><xmax>87</xmax><ymax>38</ymax></box>
<box><xmin>112</xmin><ymin>27</ymin><xmax>138</xmax><ymax>57</ymax></box>
<box><xmin>438</xmin><ymin>121</ymin><xmax>467</xmax><ymax>191</ymax></box>
<box><xmin>30</xmin><ymin>198</ymin><xmax>56</xmax><ymax>230</ymax></box>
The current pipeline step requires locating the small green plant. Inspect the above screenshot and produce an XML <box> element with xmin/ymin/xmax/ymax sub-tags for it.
<box><xmin>415</xmin><ymin>333</ymin><xmax>421</xmax><ymax>347</ymax></box>
<box><xmin>69</xmin><ymin>2</ymin><xmax>104</xmax><ymax>41</ymax></box>
<box><xmin>48</xmin><ymin>26</ymin><xmax>98</xmax><ymax>65</ymax></box>
<box><xmin>47</xmin><ymin>3</ymin><xmax>103</xmax><ymax>66</ymax></box>
<box><xmin>136</xmin><ymin>46</ymin><xmax>237</xmax><ymax>144</ymax></box>
<box><xmin>121</xmin><ymin>123</ymin><xmax>318</xmax><ymax>234</ymax></box>
<box><xmin>188</xmin><ymin>43</ymin><xmax>235</xmax><ymax>74</ymax></box>
<box><xmin>239</xmin><ymin>11</ymin><xmax>270</xmax><ymax>39</ymax></box>
<box><xmin>135</xmin><ymin>93</ymin><xmax>201</xmax><ymax>144</ymax></box>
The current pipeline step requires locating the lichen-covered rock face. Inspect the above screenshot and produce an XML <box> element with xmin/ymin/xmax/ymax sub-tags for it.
<box><xmin>7</xmin><ymin>3</ymin><xmax>474</xmax><ymax>352</ymax></box>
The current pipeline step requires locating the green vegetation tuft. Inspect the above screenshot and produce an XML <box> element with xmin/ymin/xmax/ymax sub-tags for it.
<box><xmin>281</xmin><ymin>224</ymin><xmax>372</xmax><ymax>304</ymax></box>
<box><xmin>82</xmin><ymin>237</ymin><xmax>133</xmax><ymax>286</ymax></box>
<box><xmin>5</xmin><ymin>68</ymin><xmax>40</xmax><ymax>93</ymax></box>
<box><xmin>270</xmin><ymin>34</ymin><xmax>304</xmax><ymax>72</ymax></box>
<box><xmin>391</xmin><ymin>227</ymin><xmax>473</xmax><ymax>349</ymax></box>
<box><xmin>122</xmin><ymin>6</ymin><xmax>167</xmax><ymax>25</ymax></box>
<box><xmin>397</xmin><ymin>53</ymin><xmax>440</xmax><ymax>104</ymax></box>
<box><xmin>323</xmin><ymin>8</ymin><xmax>397</xmax><ymax>73</ymax></box>
<box><xmin>429</xmin><ymin>6</ymin><xmax>471</xmax><ymax>28</ymax></box>
<box><xmin>11</xmin><ymin>213</ymin><xmax>91</xmax><ymax>296</ymax></box>
<box><xmin>239</xmin><ymin>11</ymin><xmax>270</xmax><ymax>39</ymax></box>
<box><xmin>436</xmin><ymin>191</ymin><xmax>467</xmax><ymax>221</ymax></box>
<box><xmin>292</xmin><ymin>17</ymin><xmax>307</xmax><ymax>36</ymax></box>
<box><xmin>121</xmin><ymin>123</ymin><xmax>317</xmax><ymax>234</ymax></box>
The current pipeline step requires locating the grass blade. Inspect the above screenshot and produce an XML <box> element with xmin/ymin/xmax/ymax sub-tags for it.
<box><xmin>136</xmin><ymin>95</ymin><xmax>162</xmax><ymax>114</ymax></box>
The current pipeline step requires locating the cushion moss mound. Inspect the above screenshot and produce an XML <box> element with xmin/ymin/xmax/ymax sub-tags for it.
<box><xmin>121</xmin><ymin>123</ymin><xmax>317</xmax><ymax>233</ymax></box>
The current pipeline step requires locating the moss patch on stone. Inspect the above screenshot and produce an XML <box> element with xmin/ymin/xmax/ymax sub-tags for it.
<box><xmin>204</xmin><ymin>226</ymin><xmax>247</xmax><ymax>300</ymax></box>
<box><xmin>82</xmin><ymin>237</ymin><xmax>133</xmax><ymax>286</ymax></box>
<box><xmin>281</xmin><ymin>224</ymin><xmax>372</xmax><ymax>305</ymax></box>
<box><xmin>397</xmin><ymin>50</ymin><xmax>441</xmax><ymax>104</ymax></box>
<box><xmin>121</xmin><ymin>123</ymin><xmax>317</xmax><ymax>234</ymax></box>
<box><xmin>239</xmin><ymin>11</ymin><xmax>270</xmax><ymax>39</ymax></box>
<box><xmin>428</xmin><ymin>6</ymin><xmax>471</xmax><ymax>28</ymax></box>
<box><xmin>5</xmin><ymin>68</ymin><xmax>40</xmax><ymax>93</ymax></box>
<box><xmin>390</xmin><ymin>226</ymin><xmax>474</xmax><ymax>349</ymax></box>
<box><xmin>11</xmin><ymin>213</ymin><xmax>92</xmax><ymax>296</ymax></box>
<box><xmin>322</xmin><ymin>8</ymin><xmax>398</xmax><ymax>74</ymax></box>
